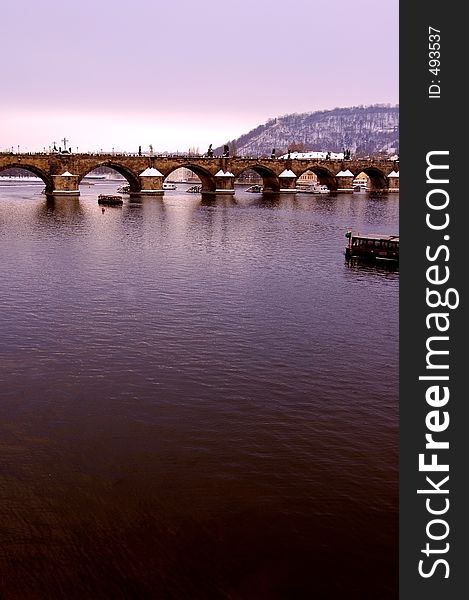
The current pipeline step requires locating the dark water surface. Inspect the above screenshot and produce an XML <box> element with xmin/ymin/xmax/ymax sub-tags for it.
<box><xmin>0</xmin><ymin>181</ymin><xmax>399</xmax><ymax>599</ymax></box>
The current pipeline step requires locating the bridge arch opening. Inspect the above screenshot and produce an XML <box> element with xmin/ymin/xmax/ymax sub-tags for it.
<box><xmin>165</xmin><ymin>167</ymin><xmax>201</xmax><ymax>185</ymax></box>
<box><xmin>0</xmin><ymin>165</ymin><xmax>52</xmax><ymax>194</ymax></box>
<box><xmin>296</xmin><ymin>166</ymin><xmax>337</xmax><ymax>191</ymax></box>
<box><xmin>354</xmin><ymin>167</ymin><xmax>388</xmax><ymax>191</ymax></box>
<box><xmin>79</xmin><ymin>163</ymin><xmax>141</xmax><ymax>194</ymax></box>
<box><xmin>234</xmin><ymin>168</ymin><xmax>262</xmax><ymax>186</ymax></box>
<box><xmin>164</xmin><ymin>165</ymin><xmax>215</xmax><ymax>193</ymax></box>
<box><xmin>233</xmin><ymin>166</ymin><xmax>280</xmax><ymax>192</ymax></box>
<box><xmin>352</xmin><ymin>171</ymin><xmax>370</xmax><ymax>190</ymax></box>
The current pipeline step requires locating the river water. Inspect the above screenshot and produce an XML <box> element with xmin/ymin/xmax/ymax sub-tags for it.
<box><xmin>0</xmin><ymin>180</ymin><xmax>399</xmax><ymax>599</ymax></box>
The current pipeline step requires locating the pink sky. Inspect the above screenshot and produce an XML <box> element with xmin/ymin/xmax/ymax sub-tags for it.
<box><xmin>1</xmin><ymin>0</ymin><xmax>398</xmax><ymax>153</ymax></box>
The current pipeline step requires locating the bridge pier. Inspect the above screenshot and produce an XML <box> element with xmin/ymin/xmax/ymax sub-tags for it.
<box><xmin>139</xmin><ymin>167</ymin><xmax>164</xmax><ymax>195</ymax></box>
<box><xmin>278</xmin><ymin>169</ymin><xmax>297</xmax><ymax>193</ymax></box>
<box><xmin>335</xmin><ymin>169</ymin><xmax>354</xmax><ymax>192</ymax></box>
<box><xmin>213</xmin><ymin>170</ymin><xmax>235</xmax><ymax>194</ymax></box>
<box><xmin>387</xmin><ymin>170</ymin><xmax>399</xmax><ymax>191</ymax></box>
<box><xmin>50</xmin><ymin>171</ymin><xmax>80</xmax><ymax>196</ymax></box>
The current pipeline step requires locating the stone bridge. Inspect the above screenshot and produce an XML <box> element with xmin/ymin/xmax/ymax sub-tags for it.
<box><xmin>0</xmin><ymin>153</ymin><xmax>399</xmax><ymax>196</ymax></box>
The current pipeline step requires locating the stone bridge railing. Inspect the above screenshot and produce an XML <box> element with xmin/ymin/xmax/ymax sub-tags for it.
<box><xmin>0</xmin><ymin>153</ymin><xmax>399</xmax><ymax>196</ymax></box>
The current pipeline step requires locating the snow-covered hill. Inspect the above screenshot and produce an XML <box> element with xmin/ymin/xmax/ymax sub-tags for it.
<box><xmin>216</xmin><ymin>104</ymin><xmax>399</xmax><ymax>157</ymax></box>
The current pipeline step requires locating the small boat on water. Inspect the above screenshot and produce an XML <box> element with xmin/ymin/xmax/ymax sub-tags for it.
<box><xmin>353</xmin><ymin>183</ymin><xmax>368</xmax><ymax>192</ymax></box>
<box><xmin>245</xmin><ymin>184</ymin><xmax>263</xmax><ymax>193</ymax></box>
<box><xmin>116</xmin><ymin>184</ymin><xmax>130</xmax><ymax>193</ymax></box>
<box><xmin>345</xmin><ymin>231</ymin><xmax>399</xmax><ymax>263</ymax></box>
<box><xmin>186</xmin><ymin>185</ymin><xmax>202</xmax><ymax>193</ymax></box>
<box><xmin>163</xmin><ymin>182</ymin><xmax>177</xmax><ymax>190</ymax></box>
<box><xmin>297</xmin><ymin>184</ymin><xmax>329</xmax><ymax>194</ymax></box>
<box><xmin>98</xmin><ymin>194</ymin><xmax>123</xmax><ymax>206</ymax></box>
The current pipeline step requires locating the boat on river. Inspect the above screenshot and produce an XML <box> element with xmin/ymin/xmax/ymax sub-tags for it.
<box><xmin>345</xmin><ymin>231</ymin><xmax>399</xmax><ymax>263</ymax></box>
<box><xmin>352</xmin><ymin>183</ymin><xmax>368</xmax><ymax>192</ymax></box>
<box><xmin>116</xmin><ymin>184</ymin><xmax>130</xmax><ymax>193</ymax></box>
<box><xmin>163</xmin><ymin>182</ymin><xmax>177</xmax><ymax>190</ymax></box>
<box><xmin>98</xmin><ymin>194</ymin><xmax>123</xmax><ymax>206</ymax></box>
<box><xmin>186</xmin><ymin>185</ymin><xmax>202</xmax><ymax>193</ymax></box>
<box><xmin>297</xmin><ymin>184</ymin><xmax>329</xmax><ymax>194</ymax></box>
<box><xmin>245</xmin><ymin>184</ymin><xmax>263</xmax><ymax>193</ymax></box>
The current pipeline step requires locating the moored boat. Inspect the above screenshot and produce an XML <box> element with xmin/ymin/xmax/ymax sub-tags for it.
<box><xmin>297</xmin><ymin>184</ymin><xmax>329</xmax><ymax>194</ymax></box>
<box><xmin>352</xmin><ymin>183</ymin><xmax>368</xmax><ymax>192</ymax></box>
<box><xmin>163</xmin><ymin>182</ymin><xmax>177</xmax><ymax>190</ymax></box>
<box><xmin>245</xmin><ymin>184</ymin><xmax>263</xmax><ymax>193</ymax></box>
<box><xmin>345</xmin><ymin>231</ymin><xmax>399</xmax><ymax>262</ymax></box>
<box><xmin>186</xmin><ymin>185</ymin><xmax>202</xmax><ymax>193</ymax></box>
<box><xmin>98</xmin><ymin>194</ymin><xmax>123</xmax><ymax>206</ymax></box>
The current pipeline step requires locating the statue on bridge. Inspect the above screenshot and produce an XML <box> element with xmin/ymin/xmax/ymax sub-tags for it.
<box><xmin>271</xmin><ymin>148</ymin><xmax>276</xmax><ymax>159</ymax></box>
<box><xmin>206</xmin><ymin>144</ymin><xmax>214</xmax><ymax>158</ymax></box>
<box><xmin>222</xmin><ymin>145</ymin><xmax>229</xmax><ymax>158</ymax></box>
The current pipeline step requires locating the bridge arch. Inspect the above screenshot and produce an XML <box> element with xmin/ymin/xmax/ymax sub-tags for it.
<box><xmin>78</xmin><ymin>162</ymin><xmax>141</xmax><ymax>193</ymax></box>
<box><xmin>232</xmin><ymin>164</ymin><xmax>280</xmax><ymax>192</ymax></box>
<box><xmin>0</xmin><ymin>163</ymin><xmax>52</xmax><ymax>193</ymax></box>
<box><xmin>296</xmin><ymin>165</ymin><xmax>337</xmax><ymax>190</ymax></box>
<box><xmin>163</xmin><ymin>163</ymin><xmax>216</xmax><ymax>193</ymax></box>
<box><xmin>353</xmin><ymin>166</ymin><xmax>388</xmax><ymax>191</ymax></box>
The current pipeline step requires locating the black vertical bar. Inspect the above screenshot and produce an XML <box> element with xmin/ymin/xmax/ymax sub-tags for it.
<box><xmin>400</xmin><ymin>3</ymin><xmax>466</xmax><ymax>598</ymax></box>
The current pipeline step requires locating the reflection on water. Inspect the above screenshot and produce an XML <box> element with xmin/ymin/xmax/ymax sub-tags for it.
<box><xmin>0</xmin><ymin>181</ymin><xmax>399</xmax><ymax>598</ymax></box>
<box><xmin>345</xmin><ymin>257</ymin><xmax>399</xmax><ymax>274</ymax></box>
